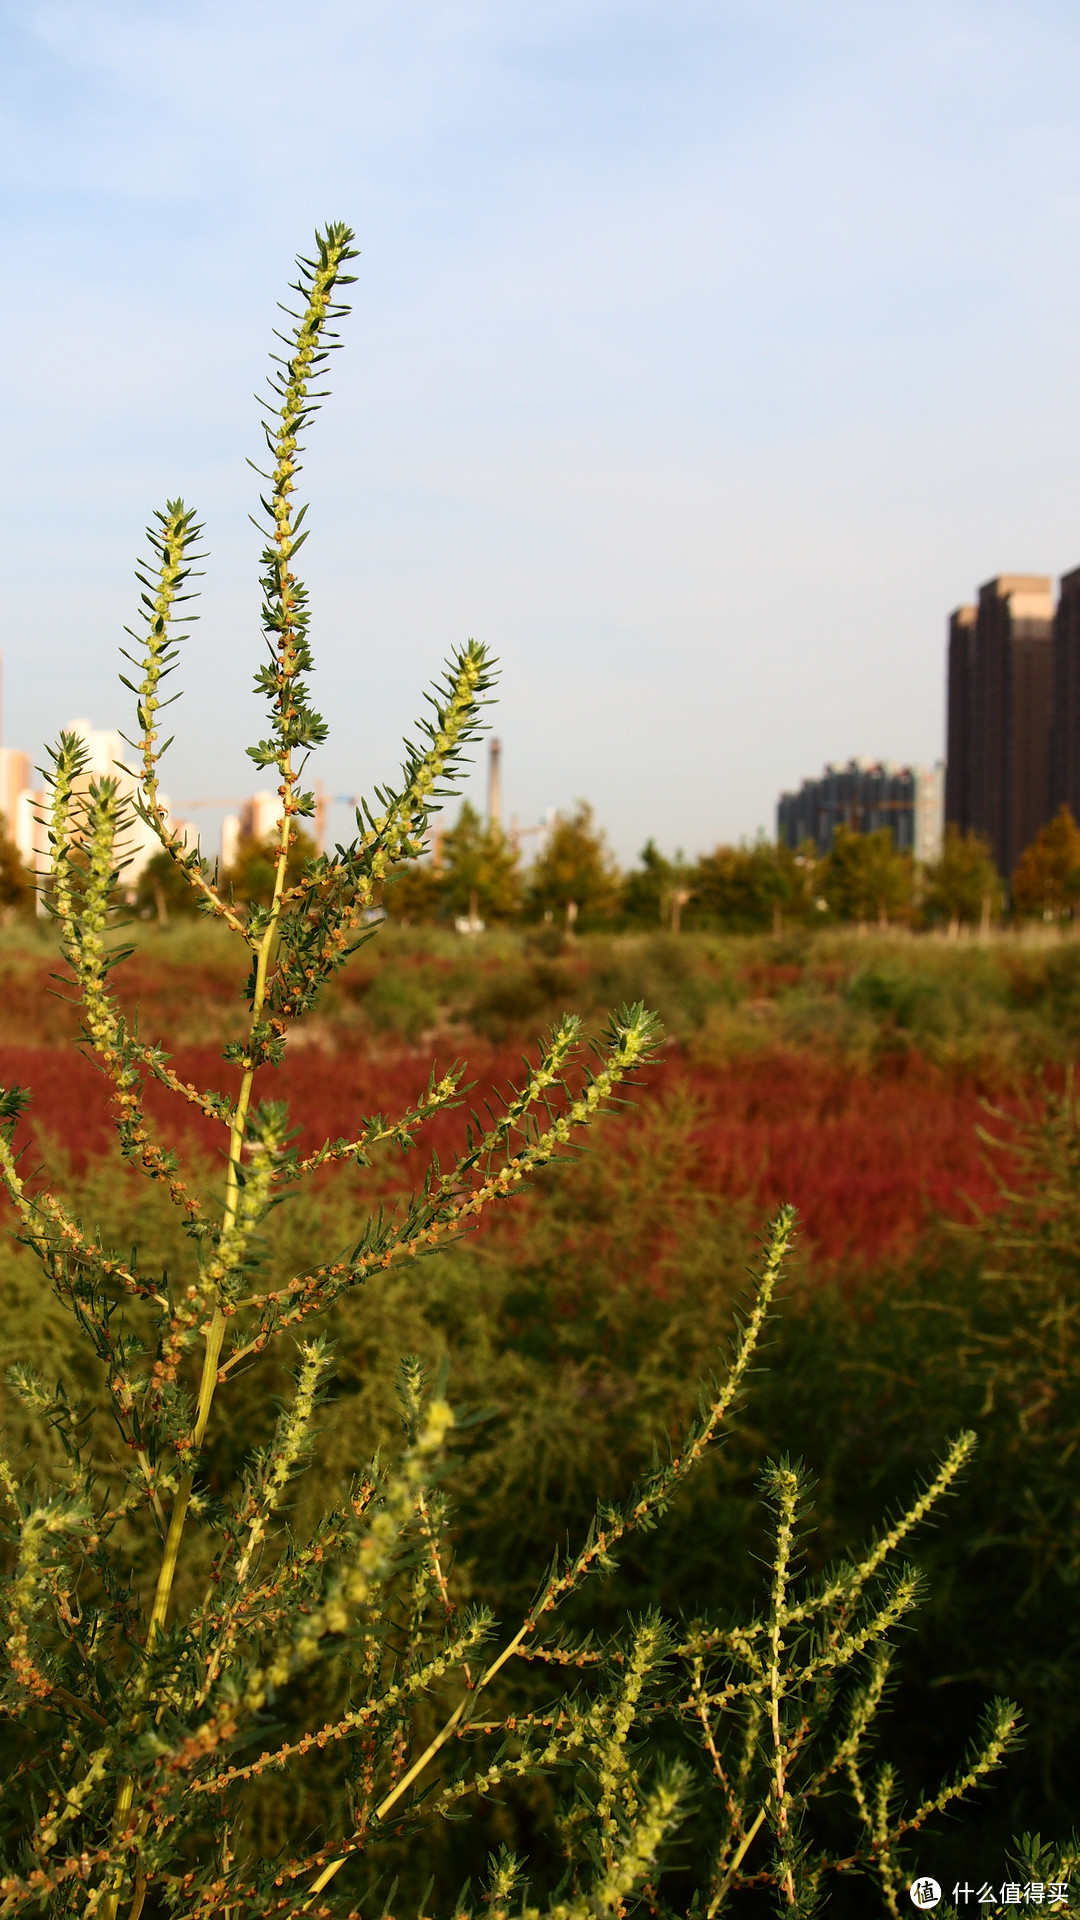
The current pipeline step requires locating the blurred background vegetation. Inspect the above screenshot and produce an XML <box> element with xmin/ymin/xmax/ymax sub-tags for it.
<box><xmin>9</xmin><ymin>794</ymin><xmax>1080</xmax><ymax>936</ymax></box>
<box><xmin>139</xmin><ymin>798</ymin><xmax>1080</xmax><ymax>935</ymax></box>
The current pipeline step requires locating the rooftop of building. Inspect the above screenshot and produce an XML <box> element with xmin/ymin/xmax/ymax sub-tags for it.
<box><xmin>978</xmin><ymin>575</ymin><xmax>1054</xmax><ymax>621</ymax></box>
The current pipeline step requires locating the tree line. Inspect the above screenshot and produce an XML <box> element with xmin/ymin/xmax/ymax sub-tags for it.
<box><xmin>6</xmin><ymin>795</ymin><xmax>1080</xmax><ymax>931</ymax></box>
<box><xmin>385</xmin><ymin>798</ymin><xmax>1080</xmax><ymax>932</ymax></box>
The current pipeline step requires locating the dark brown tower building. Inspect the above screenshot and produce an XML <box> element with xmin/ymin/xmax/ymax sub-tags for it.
<box><xmin>1052</xmin><ymin>567</ymin><xmax>1080</xmax><ymax>822</ymax></box>
<box><xmin>945</xmin><ymin>605</ymin><xmax>976</xmax><ymax>833</ymax></box>
<box><xmin>945</xmin><ymin>575</ymin><xmax>1054</xmax><ymax>879</ymax></box>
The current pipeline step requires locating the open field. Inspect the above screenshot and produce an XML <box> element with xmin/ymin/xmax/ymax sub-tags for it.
<box><xmin>2</xmin><ymin>918</ymin><xmax>1077</xmax><ymax>1257</ymax></box>
<box><xmin>2</xmin><ymin>920</ymin><xmax>1078</xmax><ymax>1897</ymax></box>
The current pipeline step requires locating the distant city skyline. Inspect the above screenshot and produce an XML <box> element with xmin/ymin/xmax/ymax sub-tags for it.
<box><xmin>5</xmin><ymin>2</ymin><xmax>1080</xmax><ymax>860</ymax></box>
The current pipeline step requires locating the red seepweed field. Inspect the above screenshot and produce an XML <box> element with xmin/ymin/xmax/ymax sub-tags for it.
<box><xmin>0</xmin><ymin>1035</ymin><xmax>1028</xmax><ymax>1265</ymax></box>
<box><xmin>2</xmin><ymin>919</ymin><xmax>1069</xmax><ymax>1264</ymax></box>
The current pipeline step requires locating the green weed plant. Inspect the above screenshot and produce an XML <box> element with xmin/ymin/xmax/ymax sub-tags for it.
<box><xmin>0</xmin><ymin>228</ymin><xmax>1065</xmax><ymax>1918</ymax></box>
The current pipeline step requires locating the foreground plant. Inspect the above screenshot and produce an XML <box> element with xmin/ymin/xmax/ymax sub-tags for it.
<box><xmin>0</xmin><ymin>227</ymin><xmax>1055</xmax><ymax>1917</ymax></box>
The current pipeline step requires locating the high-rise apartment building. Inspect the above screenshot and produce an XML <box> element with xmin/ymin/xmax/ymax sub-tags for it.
<box><xmin>944</xmin><ymin>575</ymin><xmax>1055</xmax><ymax>878</ymax></box>
<box><xmin>1052</xmin><ymin>566</ymin><xmax>1080</xmax><ymax>823</ymax></box>
<box><xmin>220</xmin><ymin>790</ymin><xmax>280</xmax><ymax>870</ymax></box>
<box><xmin>777</xmin><ymin>759</ymin><xmax>944</xmax><ymax>860</ymax></box>
<box><xmin>944</xmin><ymin>605</ymin><xmax>976</xmax><ymax>833</ymax></box>
<box><xmin>0</xmin><ymin>747</ymin><xmax>30</xmax><ymax>837</ymax></box>
<box><xmin>5</xmin><ymin>722</ymin><xmax>192</xmax><ymax>892</ymax></box>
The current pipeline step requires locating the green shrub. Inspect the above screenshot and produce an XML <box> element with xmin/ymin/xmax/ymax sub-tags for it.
<box><xmin>362</xmin><ymin>966</ymin><xmax>442</xmax><ymax>1041</ymax></box>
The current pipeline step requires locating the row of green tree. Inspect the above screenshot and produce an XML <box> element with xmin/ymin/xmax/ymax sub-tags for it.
<box><xmin>379</xmin><ymin>799</ymin><xmax>1080</xmax><ymax>933</ymax></box>
<box><xmin>7</xmin><ymin>799</ymin><xmax>1080</xmax><ymax>932</ymax></box>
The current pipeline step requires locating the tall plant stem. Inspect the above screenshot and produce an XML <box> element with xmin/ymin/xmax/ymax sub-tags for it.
<box><xmin>768</xmin><ymin>1468</ymin><xmax>798</xmax><ymax>1907</ymax></box>
<box><xmin>707</xmin><ymin>1804</ymin><xmax>768</xmax><ymax>1918</ymax></box>
<box><xmin>101</xmin><ymin>230</ymin><xmax>352</xmax><ymax>1913</ymax></box>
<box><xmin>100</xmin><ymin>815</ymin><xmax>293</xmax><ymax>1920</ymax></box>
<box><xmin>303</xmin><ymin>1623</ymin><xmax>533</xmax><ymax>1901</ymax></box>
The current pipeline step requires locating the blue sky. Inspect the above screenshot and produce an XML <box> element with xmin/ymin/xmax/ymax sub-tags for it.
<box><xmin>4</xmin><ymin>0</ymin><xmax>1080</xmax><ymax>858</ymax></box>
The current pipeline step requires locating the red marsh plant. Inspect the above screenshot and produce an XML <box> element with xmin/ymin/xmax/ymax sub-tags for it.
<box><xmin>0</xmin><ymin>226</ymin><xmax>1062</xmax><ymax>1919</ymax></box>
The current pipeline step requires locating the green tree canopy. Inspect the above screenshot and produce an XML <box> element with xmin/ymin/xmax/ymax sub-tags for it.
<box><xmin>691</xmin><ymin>840</ymin><xmax>816</xmax><ymax>932</ymax></box>
<box><xmin>133</xmin><ymin>846</ymin><xmax>210</xmax><ymax>921</ymax></box>
<box><xmin>383</xmin><ymin>857</ymin><xmax>444</xmax><ymax>924</ymax></box>
<box><xmin>921</xmin><ymin>826</ymin><xmax>1000</xmax><ymax>931</ymax></box>
<box><xmin>438</xmin><ymin>800</ymin><xmax>522</xmax><ymax>921</ymax></box>
<box><xmin>820</xmin><ymin>826</ymin><xmax>913</xmax><ymax>925</ymax></box>
<box><xmin>223</xmin><ymin>827</ymin><xmax>317</xmax><ymax>906</ymax></box>
<box><xmin>1012</xmin><ymin>805</ymin><xmax>1080</xmax><ymax>919</ymax></box>
<box><xmin>0</xmin><ymin>814</ymin><xmax>34</xmax><ymax>916</ymax></box>
<box><xmin>621</xmin><ymin>839</ymin><xmax>692</xmax><ymax>929</ymax></box>
<box><xmin>525</xmin><ymin>801</ymin><xmax>621</xmax><ymax>929</ymax></box>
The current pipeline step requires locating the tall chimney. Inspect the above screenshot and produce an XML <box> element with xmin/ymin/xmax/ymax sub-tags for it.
<box><xmin>487</xmin><ymin>736</ymin><xmax>502</xmax><ymax>829</ymax></box>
